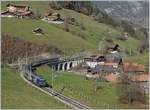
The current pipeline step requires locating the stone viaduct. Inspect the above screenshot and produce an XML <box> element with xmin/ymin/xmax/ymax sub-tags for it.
<box><xmin>47</xmin><ymin>58</ymin><xmax>84</xmax><ymax>71</ymax></box>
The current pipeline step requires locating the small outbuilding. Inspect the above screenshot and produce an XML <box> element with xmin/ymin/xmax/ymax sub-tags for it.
<box><xmin>117</xmin><ymin>32</ymin><xmax>128</xmax><ymax>40</ymax></box>
<box><xmin>33</xmin><ymin>28</ymin><xmax>44</xmax><ymax>35</ymax></box>
<box><xmin>41</xmin><ymin>12</ymin><xmax>64</xmax><ymax>24</ymax></box>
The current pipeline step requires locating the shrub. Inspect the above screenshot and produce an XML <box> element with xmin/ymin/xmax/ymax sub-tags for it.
<box><xmin>80</xmin><ymin>21</ymin><xmax>85</xmax><ymax>30</ymax></box>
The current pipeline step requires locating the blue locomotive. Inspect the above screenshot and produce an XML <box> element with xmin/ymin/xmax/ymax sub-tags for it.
<box><xmin>24</xmin><ymin>65</ymin><xmax>50</xmax><ymax>87</ymax></box>
<box><xmin>31</xmin><ymin>74</ymin><xmax>47</xmax><ymax>87</ymax></box>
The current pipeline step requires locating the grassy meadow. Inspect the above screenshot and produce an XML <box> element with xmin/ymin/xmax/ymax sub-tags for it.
<box><xmin>36</xmin><ymin>65</ymin><xmax>148</xmax><ymax>109</ymax></box>
<box><xmin>1</xmin><ymin>66</ymin><xmax>70</xmax><ymax>109</ymax></box>
<box><xmin>1</xmin><ymin>18</ymin><xmax>94</xmax><ymax>52</ymax></box>
<box><xmin>1</xmin><ymin>1</ymin><xmax>142</xmax><ymax>52</ymax></box>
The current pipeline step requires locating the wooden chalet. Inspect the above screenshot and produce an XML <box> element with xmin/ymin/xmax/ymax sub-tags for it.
<box><xmin>42</xmin><ymin>12</ymin><xmax>63</xmax><ymax>21</ymax></box>
<box><xmin>7</xmin><ymin>3</ymin><xmax>30</xmax><ymax>13</ymax></box>
<box><xmin>106</xmin><ymin>44</ymin><xmax>121</xmax><ymax>52</ymax></box>
<box><xmin>105</xmin><ymin>52</ymin><xmax>123</xmax><ymax>65</ymax></box>
<box><xmin>89</xmin><ymin>64</ymin><xmax>115</xmax><ymax>75</ymax></box>
<box><xmin>33</xmin><ymin>28</ymin><xmax>44</xmax><ymax>35</ymax></box>
<box><xmin>1</xmin><ymin>3</ymin><xmax>32</xmax><ymax>18</ymax></box>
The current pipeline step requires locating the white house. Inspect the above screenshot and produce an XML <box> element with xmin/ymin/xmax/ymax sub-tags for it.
<box><xmin>86</xmin><ymin>61</ymin><xmax>98</xmax><ymax>68</ymax></box>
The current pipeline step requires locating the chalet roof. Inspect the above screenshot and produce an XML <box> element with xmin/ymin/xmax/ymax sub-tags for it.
<box><xmin>105</xmin><ymin>52</ymin><xmax>122</xmax><ymax>59</ymax></box>
<box><xmin>91</xmin><ymin>65</ymin><xmax>115</xmax><ymax>73</ymax></box>
<box><xmin>105</xmin><ymin>52</ymin><xmax>122</xmax><ymax>63</ymax></box>
<box><xmin>52</xmin><ymin>12</ymin><xmax>59</xmax><ymax>16</ymax></box>
<box><xmin>131</xmin><ymin>74</ymin><xmax>148</xmax><ymax>82</ymax></box>
<box><xmin>1</xmin><ymin>10</ymin><xmax>9</xmax><ymax>14</ymax></box>
<box><xmin>48</xmin><ymin>16</ymin><xmax>58</xmax><ymax>19</ymax></box>
<box><xmin>42</xmin><ymin>12</ymin><xmax>50</xmax><ymax>17</ymax></box>
<box><xmin>96</xmin><ymin>56</ymin><xmax>106</xmax><ymax>62</ymax></box>
<box><xmin>42</xmin><ymin>12</ymin><xmax>60</xmax><ymax>17</ymax></box>
<box><xmin>84</xmin><ymin>55</ymin><xmax>100</xmax><ymax>62</ymax></box>
<box><xmin>123</xmin><ymin>63</ymin><xmax>145</xmax><ymax>73</ymax></box>
<box><xmin>14</xmin><ymin>11</ymin><xmax>32</xmax><ymax>16</ymax></box>
<box><xmin>7</xmin><ymin>3</ymin><xmax>29</xmax><ymax>8</ymax></box>
<box><xmin>33</xmin><ymin>28</ymin><xmax>43</xmax><ymax>32</ymax></box>
<box><xmin>98</xmin><ymin>63</ymin><xmax>118</xmax><ymax>67</ymax></box>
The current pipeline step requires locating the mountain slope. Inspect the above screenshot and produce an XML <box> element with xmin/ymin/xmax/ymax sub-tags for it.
<box><xmin>1</xmin><ymin>5</ymin><xmax>140</xmax><ymax>51</ymax></box>
<box><xmin>93</xmin><ymin>1</ymin><xmax>149</xmax><ymax>28</ymax></box>
<box><xmin>1</xmin><ymin>1</ymin><xmax>147</xmax><ymax>66</ymax></box>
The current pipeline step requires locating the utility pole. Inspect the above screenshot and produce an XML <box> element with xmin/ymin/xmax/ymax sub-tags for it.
<box><xmin>64</xmin><ymin>48</ymin><xmax>66</xmax><ymax>60</ymax></box>
<box><xmin>51</xmin><ymin>65</ymin><xmax>54</xmax><ymax>95</ymax></box>
<box><xmin>17</xmin><ymin>57</ymin><xmax>20</xmax><ymax>72</ymax></box>
<box><xmin>26</xmin><ymin>51</ymin><xmax>28</xmax><ymax>65</ymax></box>
<box><xmin>130</xmin><ymin>48</ymin><xmax>132</xmax><ymax>56</ymax></box>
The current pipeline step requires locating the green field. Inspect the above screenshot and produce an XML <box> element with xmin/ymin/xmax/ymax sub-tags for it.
<box><xmin>36</xmin><ymin>65</ymin><xmax>148</xmax><ymax>109</ymax></box>
<box><xmin>1</xmin><ymin>18</ymin><xmax>94</xmax><ymax>52</ymax></box>
<box><xmin>1</xmin><ymin>66</ymin><xmax>70</xmax><ymax>109</ymax></box>
<box><xmin>2</xmin><ymin>1</ymin><xmax>141</xmax><ymax>47</ymax></box>
<box><xmin>124</xmin><ymin>52</ymin><xmax>149</xmax><ymax>70</ymax></box>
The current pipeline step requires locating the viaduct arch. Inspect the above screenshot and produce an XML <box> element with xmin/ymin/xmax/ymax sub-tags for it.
<box><xmin>50</xmin><ymin>59</ymin><xmax>84</xmax><ymax>71</ymax></box>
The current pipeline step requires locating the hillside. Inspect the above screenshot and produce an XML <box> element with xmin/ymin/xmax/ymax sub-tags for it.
<box><xmin>1</xmin><ymin>1</ymin><xmax>149</xmax><ymax>109</ymax></box>
<box><xmin>1</xmin><ymin>66</ymin><xmax>70</xmax><ymax>109</ymax></box>
<box><xmin>1</xmin><ymin>35</ymin><xmax>63</xmax><ymax>64</ymax></box>
<box><xmin>36</xmin><ymin>65</ymin><xmax>148</xmax><ymax>109</ymax></box>
<box><xmin>2</xmin><ymin>18</ymin><xmax>94</xmax><ymax>52</ymax></box>
<box><xmin>1</xmin><ymin>1</ymin><xmax>148</xmax><ymax>65</ymax></box>
<box><xmin>1</xmin><ymin>1</ymin><xmax>141</xmax><ymax>49</ymax></box>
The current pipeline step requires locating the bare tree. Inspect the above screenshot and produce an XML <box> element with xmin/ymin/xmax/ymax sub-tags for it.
<box><xmin>117</xmin><ymin>71</ymin><xmax>146</xmax><ymax>104</ymax></box>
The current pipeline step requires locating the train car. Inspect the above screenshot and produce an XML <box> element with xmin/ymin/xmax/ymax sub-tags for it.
<box><xmin>24</xmin><ymin>65</ymin><xmax>33</xmax><ymax>80</ymax></box>
<box><xmin>24</xmin><ymin>63</ymin><xmax>52</xmax><ymax>87</ymax></box>
<box><xmin>31</xmin><ymin>58</ymin><xmax>60</xmax><ymax>68</ymax></box>
<box><xmin>31</xmin><ymin>74</ymin><xmax>47</xmax><ymax>87</ymax></box>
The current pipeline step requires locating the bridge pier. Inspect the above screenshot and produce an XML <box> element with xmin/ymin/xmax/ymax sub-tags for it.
<box><xmin>69</xmin><ymin>62</ymin><xmax>73</xmax><ymax>68</ymax></box>
<box><xmin>59</xmin><ymin>63</ymin><xmax>63</xmax><ymax>71</ymax></box>
<box><xmin>72</xmin><ymin>61</ymin><xmax>78</xmax><ymax>67</ymax></box>
<box><xmin>48</xmin><ymin>58</ymin><xmax>84</xmax><ymax>71</ymax></box>
<box><xmin>57</xmin><ymin>64</ymin><xmax>61</xmax><ymax>71</ymax></box>
<box><xmin>62</xmin><ymin>63</ymin><xmax>65</xmax><ymax>71</ymax></box>
<box><xmin>67</xmin><ymin>62</ymin><xmax>71</xmax><ymax>70</ymax></box>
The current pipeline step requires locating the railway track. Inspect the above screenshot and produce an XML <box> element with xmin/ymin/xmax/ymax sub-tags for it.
<box><xmin>18</xmin><ymin>57</ymin><xmax>91</xmax><ymax>109</ymax></box>
<box><xmin>21</xmin><ymin>73</ymin><xmax>91</xmax><ymax>109</ymax></box>
<box><xmin>42</xmin><ymin>87</ymin><xmax>90</xmax><ymax>109</ymax></box>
